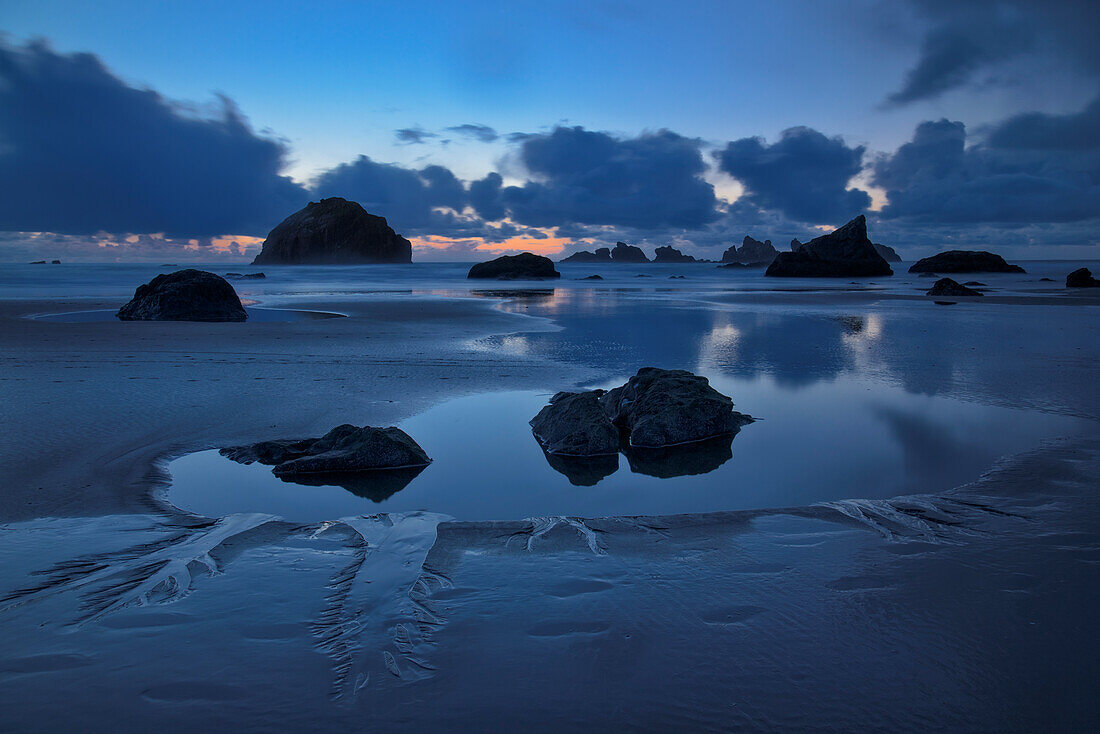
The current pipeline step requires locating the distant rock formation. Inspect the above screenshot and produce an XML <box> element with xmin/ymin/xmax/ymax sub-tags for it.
<box><xmin>653</xmin><ymin>245</ymin><xmax>697</xmax><ymax>263</ymax></box>
<box><xmin>765</xmin><ymin>216</ymin><xmax>893</xmax><ymax>277</ymax></box>
<box><xmin>873</xmin><ymin>243</ymin><xmax>901</xmax><ymax>262</ymax></box>
<box><xmin>560</xmin><ymin>247</ymin><xmax>612</xmax><ymax>263</ymax></box>
<box><xmin>51</xmin><ymin>260</ymin><xmax>61</xmax><ymax>264</ymax></box>
<box><xmin>467</xmin><ymin>252</ymin><xmax>560</xmax><ymax>280</ymax></box>
<box><xmin>117</xmin><ymin>269</ymin><xmax>247</xmax><ymax>322</ymax></box>
<box><xmin>222</xmin><ymin>424</ymin><xmax>431</xmax><ymax>475</ymax></box>
<box><xmin>927</xmin><ymin>278</ymin><xmax>982</xmax><ymax>297</ymax></box>
<box><xmin>722</xmin><ymin>236</ymin><xmax>778</xmax><ymax>264</ymax></box>
<box><xmin>252</xmin><ymin>197</ymin><xmax>412</xmax><ymax>264</ymax></box>
<box><xmin>1066</xmin><ymin>268</ymin><xmax>1100</xmax><ymax>288</ymax></box>
<box><xmin>790</xmin><ymin>239</ymin><xmax>801</xmax><ymax>251</ymax></box>
<box><xmin>909</xmin><ymin>251</ymin><xmax>1025</xmax><ymax>274</ymax></box>
<box><xmin>225</xmin><ymin>272</ymin><xmax>266</xmax><ymax>280</ymax></box>
<box><xmin>579</xmin><ymin>274</ymin><xmax>603</xmax><ymax>280</ymax></box>
<box><xmin>611</xmin><ymin>242</ymin><xmax>650</xmax><ymax>263</ymax></box>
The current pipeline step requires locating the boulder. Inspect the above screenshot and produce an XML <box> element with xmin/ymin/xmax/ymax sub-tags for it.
<box><xmin>221</xmin><ymin>424</ymin><xmax>431</xmax><ymax>476</ymax></box>
<box><xmin>252</xmin><ymin>197</ymin><xmax>412</xmax><ymax>264</ymax></box>
<box><xmin>909</xmin><ymin>250</ymin><xmax>1025</xmax><ymax>274</ymax></box>
<box><xmin>467</xmin><ymin>252</ymin><xmax>560</xmax><ymax>280</ymax></box>
<box><xmin>1066</xmin><ymin>268</ymin><xmax>1100</xmax><ymax>288</ymax></box>
<box><xmin>560</xmin><ymin>247</ymin><xmax>612</xmax><ymax>263</ymax></box>
<box><xmin>117</xmin><ymin>269</ymin><xmax>247</xmax><ymax>322</ymax></box>
<box><xmin>927</xmin><ymin>278</ymin><xmax>982</xmax><ymax>297</ymax></box>
<box><xmin>530</xmin><ymin>391</ymin><xmax>619</xmax><ymax>456</ymax></box>
<box><xmin>600</xmin><ymin>367</ymin><xmax>753</xmax><ymax>448</ymax></box>
<box><xmin>722</xmin><ymin>236</ymin><xmax>778</xmax><ymax>264</ymax></box>
<box><xmin>611</xmin><ymin>242</ymin><xmax>650</xmax><ymax>263</ymax></box>
<box><xmin>653</xmin><ymin>245</ymin><xmax>697</xmax><ymax>263</ymax></box>
<box><xmin>766</xmin><ymin>216</ymin><xmax>892</xmax><ymax>277</ymax></box>
<box><xmin>873</xmin><ymin>243</ymin><xmax>901</xmax><ymax>262</ymax></box>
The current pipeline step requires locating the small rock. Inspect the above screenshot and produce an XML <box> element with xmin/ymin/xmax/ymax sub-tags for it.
<box><xmin>117</xmin><ymin>269</ymin><xmax>247</xmax><ymax>322</ymax></box>
<box><xmin>1066</xmin><ymin>268</ymin><xmax>1100</xmax><ymax>288</ymax></box>
<box><xmin>927</xmin><ymin>278</ymin><xmax>982</xmax><ymax>297</ymax></box>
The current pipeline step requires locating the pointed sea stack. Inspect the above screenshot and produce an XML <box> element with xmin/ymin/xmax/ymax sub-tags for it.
<box><xmin>252</xmin><ymin>197</ymin><xmax>412</xmax><ymax>264</ymax></box>
<box><xmin>611</xmin><ymin>242</ymin><xmax>650</xmax><ymax>263</ymax></box>
<box><xmin>765</xmin><ymin>216</ymin><xmax>892</xmax><ymax>277</ymax></box>
<box><xmin>722</xmin><ymin>236</ymin><xmax>778</xmax><ymax>264</ymax></box>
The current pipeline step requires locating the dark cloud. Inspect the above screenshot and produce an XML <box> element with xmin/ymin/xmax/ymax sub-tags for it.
<box><xmin>0</xmin><ymin>40</ymin><xmax>307</xmax><ymax>237</ymax></box>
<box><xmin>715</xmin><ymin>127</ymin><xmax>871</xmax><ymax>223</ymax></box>
<box><xmin>888</xmin><ymin>0</ymin><xmax>1100</xmax><ymax>105</ymax></box>
<box><xmin>446</xmin><ymin>124</ymin><xmax>499</xmax><ymax>142</ymax></box>
<box><xmin>986</xmin><ymin>94</ymin><xmax>1100</xmax><ymax>150</ymax></box>
<box><xmin>872</xmin><ymin>114</ymin><xmax>1100</xmax><ymax>223</ymax></box>
<box><xmin>394</xmin><ymin>126</ymin><xmax>438</xmax><ymax>144</ymax></box>
<box><xmin>473</xmin><ymin>126</ymin><xmax>718</xmax><ymax>230</ymax></box>
<box><xmin>468</xmin><ymin>172</ymin><xmax>506</xmax><ymax>221</ymax></box>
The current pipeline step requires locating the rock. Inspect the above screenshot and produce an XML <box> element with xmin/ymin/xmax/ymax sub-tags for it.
<box><xmin>927</xmin><ymin>278</ymin><xmax>982</xmax><ymax>297</ymax></box>
<box><xmin>872</xmin><ymin>243</ymin><xmax>901</xmax><ymax>262</ymax></box>
<box><xmin>668</xmin><ymin>275</ymin><xmax>686</xmax><ymax>279</ymax></box>
<box><xmin>717</xmin><ymin>261</ymin><xmax>763</xmax><ymax>269</ymax></box>
<box><xmin>1039</xmin><ymin>277</ymin><xmax>1055</xmax><ymax>282</ymax></box>
<box><xmin>560</xmin><ymin>247</ymin><xmax>611</xmax><ymax>263</ymax></box>
<box><xmin>600</xmin><ymin>367</ymin><xmax>754</xmax><ymax>448</ymax></box>
<box><xmin>722</xmin><ymin>236</ymin><xmax>778</xmax><ymax>264</ymax></box>
<box><xmin>225</xmin><ymin>272</ymin><xmax>266</xmax><ymax>280</ymax></box>
<box><xmin>790</xmin><ymin>239</ymin><xmax>801</xmax><ymax>251</ymax></box>
<box><xmin>934</xmin><ymin>301</ymin><xmax>957</xmax><ymax>306</ymax></box>
<box><xmin>635</xmin><ymin>274</ymin><xmax>651</xmax><ymax>278</ymax></box>
<box><xmin>611</xmin><ymin>242</ymin><xmax>650</xmax><ymax>263</ymax></box>
<box><xmin>908</xmin><ymin>250</ymin><xmax>1025</xmax><ymax>274</ymax></box>
<box><xmin>117</xmin><ymin>269</ymin><xmax>247</xmax><ymax>322</ymax></box>
<box><xmin>963</xmin><ymin>281</ymin><xmax>986</xmax><ymax>286</ymax></box>
<box><xmin>252</xmin><ymin>197</ymin><xmax>412</xmax><ymax>264</ymax></box>
<box><xmin>51</xmin><ymin>260</ymin><xmax>61</xmax><ymax>264</ymax></box>
<box><xmin>579</xmin><ymin>274</ymin><xmax>603</xmax><ymax>280</ymax></box>
<box><xmin>765</xmin><ymin>216</ymin><xmax>893</xmax><ymax>278</ymax></box>
<box><xmin>29</xmin><ymin>260</ymin><xmax>45</xmax><ymax>264</ymax></box>
<box><xmin>530</xmin><ymin>391</ymin><xmax>619</xmax><ymax>456</ymax></box>
<box><xmin>467</xmin><ymin>252</ymin><xmax>560</xmax><ymax>280</ymax></box>
<box><xmin>653</xmin><ymin>245</ymin><xmax>697</xmax><ymax>263</ymax></box>
<box><xmin>222</xmin><ymin>424</ymin><xmax>431</xmax><ymax>476</ymax></box>
<box><xmin>1066</xmin><ymin>268</ymin><xmax>1100</xmax><ymax>288</ymax></box>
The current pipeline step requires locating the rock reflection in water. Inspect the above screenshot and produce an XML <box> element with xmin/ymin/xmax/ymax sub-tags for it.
<box><xmin>539</xmin><ymin>433</ymin><xmax>736</xmax><ymax>484</ymax></box>
<box><xmin>277</xmin><ymin>465</ymin><xmax>428</xmax><ymax>502</ymax></box>
<box><xmin>542</xmin><ymin>452</ymin><xmax>619</xmax><ymax>487</ymax></box>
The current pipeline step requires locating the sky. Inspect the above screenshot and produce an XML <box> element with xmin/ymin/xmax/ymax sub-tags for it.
<box><xmin>1</xmin><ymin>0</ymin><xmax>1099</xmax><ymax>261</ymax></box>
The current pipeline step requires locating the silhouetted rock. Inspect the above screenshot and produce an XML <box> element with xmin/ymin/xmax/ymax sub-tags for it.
<box><xmin>722</xmin><ymin>236</ymin><xmax>778</xmax><ymax>264</ymax></box>
<box><xmin>909</xmin><ymin>250</ymin><xmax>1025</xmax><ymax>274</ymax></box>
<box><xmin>225</xmin><ymin>272</ymin><xmax>266</xmax><ymax>280</ymax></box>
<box><xmin>600</xmin><ymin>367</ymin><xmax>754</xmax><ymax>448</ymax></box>
<box><xmin>765</xmin><ymin>216</ymin><xmax>893</xmax><ymax>278</ymax></box>
<box><xmin>467</xmin><ymin>252</ymin><xmax>560</xmax><ymax>280</ymax></box>
<box><xmin>717</xmin><ymin>261</ymin><xmax>763</xmax><ymax>269</ymax></box>
<box><xmin>117</xmin><ymin>269</ymin><xmax>247</xmax><ymax>322</ymax></box>
<box><xmin>622</xmin><ymin>435</ymin><xmax>734</xmax><ymax>479</ymax></box>
<box><xmin>530</xmin><ymin>390</ymin><xmax>619</xmax><ymax>456</ymax></box>
<box><xmin>1066</xmin><ymin>268</ymin><xmax>1100</xmax><ymax>288</ymax></box>
<box><xmin>611</xmin><ymin>242</ymin><xmax>650</xmax><ymax>263</ymax></box>
<box><xmin>579</xmin><ymin>274</ymin><xmax>603</xmax><ymax>280</ymax></box>
<box><xmin>560</xmin><ymin>247</ymin><xmax>611</xmax><ymax>263</ymax></box>
<box><xmin>1039</xmin><ymin>277</ymin><xmax>1055</xmax><ymax>282</ymax></box>
<box><xmin>927</xmin><ymin>278</ymin><xmax>982</xmax><ymax>297</ymax></box>
<box><xmin>790</xmin><ymin>239</ymin><xmax>801</xmax><ymax>251</ymax></box>
<box><xmin>653</xmin><ymin>245</ymin><xmax>697</xmax><ymax>263</ymax></box>
<box><xmin>252</xmin><ymin>197</ymin><xmax>412</xmax><ymax>264</ymax></box>
<box><xmin>51</xmin><ymin>259</ymin><xmax>61</xmax><ymax>264</ymax></box>
<box><xmin>29</xmin><ymin>260</ymin><xmax>45</xmax><ymax>264</ymax></box>
<box><xmin>872</xmin><ymin>243</ymin><xmax>901</xmax><ymax>262</ymax></box>
<box><xmin>222</xmin><ymin>425</ymin><xmax>431</xmax><ymax>476</ymax></box>
<box><xmin>963</xmin><ymin>281</ymin><xmax>986</xmax><ymax>286</ymax></box>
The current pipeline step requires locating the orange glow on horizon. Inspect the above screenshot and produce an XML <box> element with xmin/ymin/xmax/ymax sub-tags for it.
<box><xmin>411</xmin><ymin>233</ymin><xmax>571</xmax><ymax>257</ymax></box>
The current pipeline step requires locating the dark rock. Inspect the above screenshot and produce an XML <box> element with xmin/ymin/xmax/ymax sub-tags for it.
<box><xmin>252</xmin><ymin>197</ymin><xmax>412</xmax><ymax>264</ymax></box>
<box><xmin>222</xmin><ymin>424</ymin><xmax>431</xmax><ymax>476</ymax></box>
<box><xmin>29</xmin><ymin>260</ymin><xmax>45</xmax><ymax>264</ymax></box>
<box><xmin>542</xmin><ymin>452</ymin><xmax>619</xmax><ymax>487</ymax></box>
<box><xmin>872</xmin><ymin>243</ymin><xmax>901</xmax><ymax>262</ymax></box>
<box><xmin>908</xmin><ymin>250</ymin><xmax>1025</xmax><ymax>274</ymax></box>
<box><xmin>717</xmin><ymin>261</ymin><xmax>764</xmax><ymax>269</ymax></box>
<box><xmin>653</xmin><ymin>245</ymin><xmax>697</xmax><ymax>263</ymax></box>
<box><xmin>668</xmin><ymin>275</ymin><xmax>686</xmax><ymax>279</ymax></box>
<box><xmin>467</xmin><ymin>252</ymin><xmax>560</xmax><ymax>280</ymax></box>
<box><xmin>1066</xmin><ymin>268</ymin><xmax>1100</xmax><ymax>288</ymax></box>
<box><xmin>934</xmin><ymin>301</ymin><xmax>957</xmax><ymax>306</ymax></box>
<box><xmin>530</xmin><ymin>391</ymin><xmax>619</xmax><ymax>456</ymax></box>
<box><xmin>560</xmin><ymin>247</ymin><xmax>611</xmax><ymax>263</ymax></box>
<box><xmin>611</xmin><ymin>242</ymin><xmax>650</xmax><ymax>263</ymax></box>
<box><xmin>579</xmin><ymin>274</ymin><xmax>603</xmax><ymax>280</ymax></box>
<box><xmin>117</xmin><ymin>269</ymin><xmax>247</xmax><ymax>322</ymax></box>
<box><xmin>635</xmin><ymin>274</ymin><xmax>651</xmax><ymax>277</ymax></box>
<box><xmin>600</xmin><ymin>367</ymin><xmax>753</xmax><ymax>448</ymax></box>
<box><xmin>963</xmin><ymin>281</ymin><xmax>986</xmax><ymax>286</ymax></box>
<box><xmin>51</xmin><ymin>260</ymin><xmax>61</xmax><ymax>264</ymax></box>
<box><xmin>225</xmin><ymin>272</ymin><xmax>266</xmax><ymax>280</ymax></box>
<box><xmin>766</xmin><ymin>216</ymin><xmax>892</xmax><ymax>278</ymax></box>
<box><xmin>622</xmin><ymin>434</ymin><xmax>733</xmax><ymax>479</ymax></box>
<box><xmin>1039</xmin><ymin>277</ymin><xmax>1055</xmax><ymax>282</ymax></box>
<box><xmin>722</xmin><ymin>236</ymin><xmax>778</xmax><ymax>264</ymax></box>
<box><xmin>927</xmin><ymin>278</ymin><xmax>982</xmax><ymax>297</ymax></box>
<box><xmin>790</xmin><ymin>239</ymin><xmax>801</xmax><ymax>251</ymax></box>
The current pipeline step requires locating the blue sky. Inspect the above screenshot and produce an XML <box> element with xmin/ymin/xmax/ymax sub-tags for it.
<box><xmin>2</xmin><ymin>0</ymin><xmax>1099</xmax><ymax>260</ymax></box>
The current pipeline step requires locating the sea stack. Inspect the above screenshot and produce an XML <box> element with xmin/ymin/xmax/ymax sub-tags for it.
<box><xmin>722</xmin><ymin>236</ymin><xmax>778</xmax><ymax>265</ymax></box>
<box><xmin>560</xmin><ymin>248</ymin><xmax>612</xmax><ymax>263</ymax></box>
<box><xmin>766</xmin><ymin>216</ymin><xmax>893</xmax><ymax>277</ymax></box>
<box><xmin>252</xmin><ymin>197</ymin><xmax>412</xmax><ymax>264</ymax></box>
<box><xmin>611</xmin><ymin>242</ymin><xmax>650</xmax><ymax>263</ymax></box>
<box><xmin>909</xmin><ymin>251</ymin><xmax>1025</xmax><ymax>274</ymax></box>
<box><xmin>653</xmin><ymin>246</ymin><xmax>697</xmax><ymax>263</ymax></box>
<box><xmin>467</xmin><ymin>252</ymin><xmax>560</xmax><ymax>280</ymax></box>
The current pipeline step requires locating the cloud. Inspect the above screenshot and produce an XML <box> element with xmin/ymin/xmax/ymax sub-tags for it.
<box><xmin>471</xmin><ymin>126</ymin><xmax>719</xmax><ymax>230</ymax></box>
<box><xmin>0</xmin><ymin>40</ymin><xmax>307</xmax><ymax>237</ymax></box>
<box><xmin>715</xmin><ymin>127</ymin><xmax>871</xmax><ymax>223</ymax></box>
<box><xmin>394</xmin><ymin>126</ymin><xmax>438</xmax><ymax>144</ymax></box>
<box><xmin>446</xmin><ymin>123</ymin><xmax>499</xmax><ymax>142</ymax></box>
<box><xmin>872</xmin><ymin>113</ymin><xmax>1100</xmax><ymax>223</ymax></box>
<box><xmin>986</xmin><ymin>94</ymin><xmax>1100</xmax><ymax>150</ymax></box>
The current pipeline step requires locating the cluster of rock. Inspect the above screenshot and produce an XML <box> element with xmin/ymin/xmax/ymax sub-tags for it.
<box><xmin>252</xmin><ymin>197</ymin><xmax>413</xmax><ymax>265</ymax></box>
<box><xmin>467</xmin><ymin>252</ymin><xmax>561</xmax><ymax>280</ymax></box>
<box><xmin>560</xmin><ymin>247</ymin><xmax>611</xmax><ymax>263</ymax></box>
<box><xmin>653</xmin><ymin>246</ymin><xmax>698</xmax><ymax>263</ymax></box>
<box><xmin>30</xmin><ymin>260</ymin><xmax>62</xmax><ymax>264</ymax></box>
<box><xmin>225</xmin><ymin>272</ymin><xmax>266</xmax><ymax>280</ymax></box>
<box><xmin>926</xmin><ymin>278</ymin><xmax>982</xmax><ymax>297</ymax></box>
<box><xmin>117</xmin><ymin>269</ymin><xmax>248</xmax><ymax>322</ymax></box>
<box><xmin>611</xmin><ymin>242</ymin><xmax>649</xmax><ymax>263</ymax></box>
<box><xmin>721</xmin><ymin>236</ymin><xmax>778</xmax><ymax>266</ymax></box>
<box><xmin>766</xmin><ymin>216</ymin><xmax>893</xmax><ymax>277</ymax></box>
<box><xmin>909</xmin><ymin>251</ymin><xmax>1024</xmax><ymax>274</ymax></box>
<box><xmin>1066</xmin><ymin>268</ymin><xmax>1100</xmax><ymax>288</ymax></box>
<box><xmin>557</xmin><ymin>241</ymin><xmax>664</xmax><ymax>264</ymax></box>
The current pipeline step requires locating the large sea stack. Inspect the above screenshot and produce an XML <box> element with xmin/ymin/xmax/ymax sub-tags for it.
<box><xmin>560</xmin><ymin>248</ymin><xmax>612</xmax><ymax>263</ymax></box>
<box><xmin>722</xmin><ymin>236</ymin><xmax>778</xmax><ymax>264</ymax></box>
<box><xmin>252</xmin><ymin>197</ymin><xmax>412</xmax><ymax>264</ymax></box>
<box><xmin>117</xmin><ymin>269</ymin><xmax>247</xmax><ymax>322</ymax></box>
<box><xmin>766</xmin><ymin>216</ymin><xmax>892</xmax><ymax>277</ymax></box>
<box><xmin>467</xmin><ymin>252</ymin><xmax>560</xmax><ymax>280</ymax></box>
<box><xmin>611</xmin><ymin>242</ymin><xmax>650</xmax><ymax>263</ymax></box>
<box><xmin>653</xmin><ymin>246</ymin><xmax>697</xmax><ymax>263</ymax></box>
<box><xmin>909</xmin><ymin>251</ymin><xmax>1025</xmax><ymax>274</ymax></box>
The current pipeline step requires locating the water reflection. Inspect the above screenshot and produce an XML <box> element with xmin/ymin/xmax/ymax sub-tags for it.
<box><xmin>621</xmin><ymin>435</ymin><xmax>734</xmax><ymax>478</ymax></box>
<box><xmin>277</xmin><ymin>465</ymin><xmax>427</xmax><ymax>502</ymax></box>
<box><xmin>542</xmin><ymin>452</ymin><xmax>619</xmax><ymax>486</ymax></box>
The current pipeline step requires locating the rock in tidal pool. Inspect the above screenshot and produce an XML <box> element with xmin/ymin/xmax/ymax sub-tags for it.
<box><xmin>909</xmin><ymin>250</ymin><xmax>1025</xmax><ymax>274</ymax></box>
<box><xmin>117</xmin><ymin>269</ymin><xmax>247</xmax><ymax>322</ymax></box>
<box><xmin>467</xmin><ymin>252</ymin><xmax>561</xmax><ymax>280</ymax></box>
<box><xmin>221</xmin><ymin>425</ymin><xmax>431</xmax><ymax>476</ymax></box>
<box><xmin>926</xmin><ymin>278</ymin><xmax>983</xmax><ymax>297</ymax></box>
<box><xmin>765</xmin><ymin>216</ymin><xmax>893</xmax><ymax>278</ymax></box>
<box><xmin>530</xmin><ymin>391</ymin><xmax>620</xmax><ymax>457</ymax></box>
<box><xmin>1066</xmin><ymin>268</ymin><xmax>1100</xmax><ymax>288</ymax></box>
